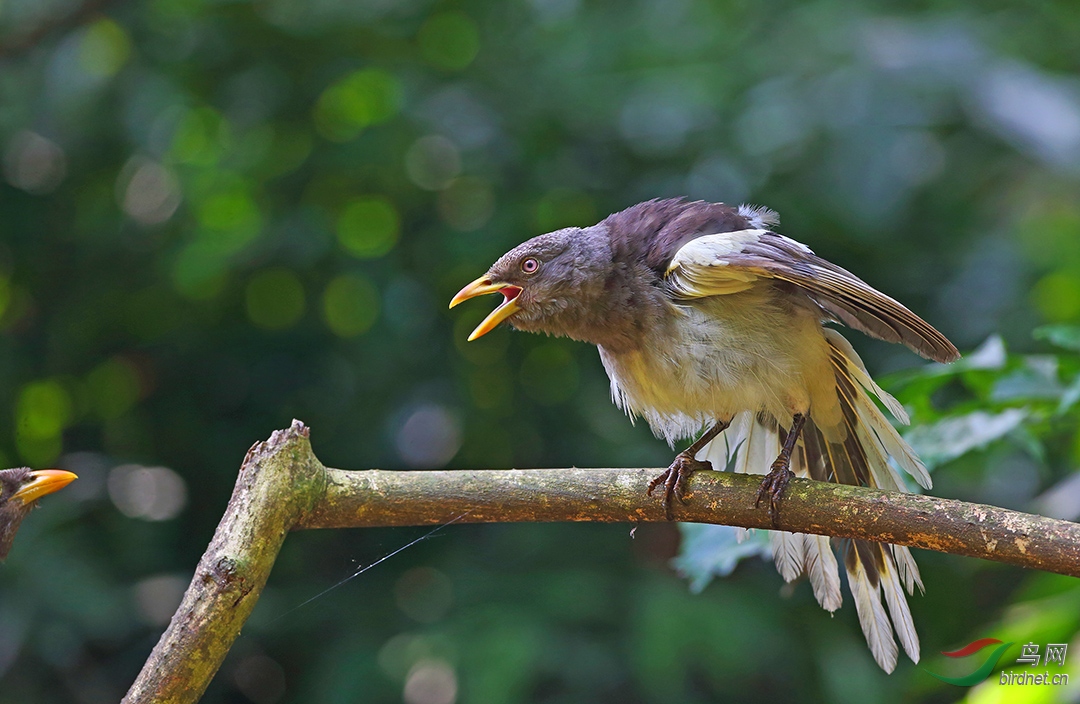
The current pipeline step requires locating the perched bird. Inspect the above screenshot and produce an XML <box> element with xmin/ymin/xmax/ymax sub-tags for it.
<box><xmin>450</xmin><ymin>198</ymin><xmax>959</xmax><ymax>672</ymax></box>
<box><xmin>0</xmin><ymin>467</ymin><xmax>78</xmax><ymax>561</ymax></box>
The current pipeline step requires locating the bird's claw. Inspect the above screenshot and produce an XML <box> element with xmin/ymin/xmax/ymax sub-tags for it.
<box><xmin>754</xmin><ymin>461</ymin><xmax>794</xmax><ymax>526</ymax></box>
<box><xmin>648</xmin><ymin>451</ymin><xmax>712</xmax><ymax>521</ymax></box>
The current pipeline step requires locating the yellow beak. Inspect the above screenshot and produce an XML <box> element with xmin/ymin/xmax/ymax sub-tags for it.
<box><xmin>11</xmin><ymin>469</ymin><xmax>78</xmax><ymax>506</ymax></box>
<box><xmin>449</xmin><ymin>276</ymin><xmax>523</xmax><ymax>341</ymax></box>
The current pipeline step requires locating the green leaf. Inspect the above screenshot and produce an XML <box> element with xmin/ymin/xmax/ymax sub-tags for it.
<box><xmin>1057</xmin><ymin>373</ymin><xmax>1080</xmax><ymax>415</ymax></box>
<box><xmin>672</xmin><ymin>524</ymin><xmax>771</xmax><ymax>593</ymax></box>
<box><xmin>1009</xmin><ymin>424</ymin><xmax>1046</xmax><ymax>463</ymax></box>
<box><xmin>1034</xmin><ymin>324</ymin><xmax>1080</xmax><ymax>352</ymax></box>
<box><xmin>885</xmin><ymin>335</ymin><xmax>1006</xmax><ymax>395</ymax></box>
<box><xmin>991</xmin><ymin>356</ymin><xmax>1062</xmax><ymax>402</ymax></box>
<box><xmin>903</xmin><ymin>409</ymin><xmax>1029</xmax><ymax>470</ymax></box>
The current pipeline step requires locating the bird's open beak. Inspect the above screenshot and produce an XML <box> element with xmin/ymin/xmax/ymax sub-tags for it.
<box><xmin>449</xmin><ymin>276</ymin><xmax>523</xmax><ymax>341</ymax></box>
<box><xmin>11</xmin><ymin>469</ymin><xmax>77</xmax><ymax>506</ymax></box>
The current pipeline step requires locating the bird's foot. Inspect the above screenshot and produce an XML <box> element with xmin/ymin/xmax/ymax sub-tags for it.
<box><xmin>647</xmin><ymin>451</ymin><xmax>712</xmax><ymax>521</ymax></box>
<box><xmin>754</xmin><ymin>458</ymin><xmax>794</xmax><ymax>526</ymax></box>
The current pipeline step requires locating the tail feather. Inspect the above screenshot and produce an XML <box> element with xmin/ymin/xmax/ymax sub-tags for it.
<box><xmin>707</xmin><ymin>415</ymin><xmax>754</xmax><ymax>544</ymax></box>
<box><xmin>723</xmin><ymin>413</ymin><xmax>754</xmax><ymax>476</ymax></box>
<box><xmin>697</xmin><ymin>330</ymin><xmax>928</xmax><ymax>670</ymax></box>
<box><xmin>805</xmin><ymin>533</ymin><xmax>843</xmax><ymax>612</ymax></box>
<box><xmin>824</xmin><ymin>331</ymin><xmax>910</xmax><ymax>423</ymax></box>
<box><xmin>826</xmin><ymin>329</ymin><xmax>931</xmax><ymax>489</ymax></box>
<box><xmin>846</xmin><ymin>541</ymin><xmax>900</xmax><ymax>672</ymax></box>
<box><xmin>772</xmin><ymin>427</ymin><xmax>807</xmax><ymax>582</ymax></box>
<box><xmin>786</xmin><ymin>428</ymin><xmax>842</xmax><ymax>611</ymax></box>
<box><xmin>878</xmin><ymin>546</ymin><xmax>921</xmax><ymax>663</ymax></box>
<box><xmin>744</xmin><ymin>413</ymin><xmax>780</xmax><ymax>480</ymax></box>
<box><xmin>890</xmin><ymin>544</ymin><xmax>925</xmax><ymax>596</ymax></box>
<box><xmin>770</xmin><ymin>531</ymin><xmax>807</xmax><ymax>583</ymax></box>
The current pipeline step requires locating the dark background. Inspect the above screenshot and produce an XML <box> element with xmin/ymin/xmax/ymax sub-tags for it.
<box><xmin>1</xmin><ymin>0</ymin><xmax>1079</xmax><ymax>702</ymax></box>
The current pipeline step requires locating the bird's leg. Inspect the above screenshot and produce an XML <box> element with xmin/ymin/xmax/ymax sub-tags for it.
<box><xmin>647</xmin><ymin>420</ymin><xmax>730</xmax><ymax>520</ymax></box>
<box><xmin>755</xmin><ymin>413</ymin><xmax>807</xmax><ymax>525</ymax></box>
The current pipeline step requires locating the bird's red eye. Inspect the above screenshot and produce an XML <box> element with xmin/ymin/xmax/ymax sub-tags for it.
<box><xmin>521</xmin><ymin>257</ymin><xmax>540</xmax><ymax>274</ymax></box>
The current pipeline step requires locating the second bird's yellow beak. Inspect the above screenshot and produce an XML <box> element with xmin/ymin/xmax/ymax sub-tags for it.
<box><xmin>11</xmin><ymin>469</ymin><xmax>78</xmax><ymax>506</ymax></box>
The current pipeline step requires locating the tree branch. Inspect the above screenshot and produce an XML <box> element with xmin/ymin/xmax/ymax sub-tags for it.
<box><xmin>303</xmin><ymin>464</ymin><xmax>1080</xmax><ymax>577</ymax></box>
<box><xmin>121</xmin><ymin>422</ymin><xmax>325</xmax><ymax>704</ymax></box>
<box><xmin>123</xmin><ymin>420</ymin><xmax>1080</xmax><ymax>703</ymax></box>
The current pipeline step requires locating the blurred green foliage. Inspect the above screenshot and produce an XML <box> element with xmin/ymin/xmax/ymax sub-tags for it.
<box><xmin>0</xmin><ymin>0</ymin><xmax>1079</xmax><ymax>702</ymax></box>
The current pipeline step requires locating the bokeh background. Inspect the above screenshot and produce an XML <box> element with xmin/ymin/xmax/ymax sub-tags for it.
<box><xmin>1</xmin><ymin>0</ymin><xmax>1080</xmax><ymax>702</ymax></box>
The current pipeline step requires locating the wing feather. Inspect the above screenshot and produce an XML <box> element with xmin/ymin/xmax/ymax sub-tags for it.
<box><xmin>665</xmin><ymin>230</ymin><xmax>960</xmax><ymax>363</ymax></box>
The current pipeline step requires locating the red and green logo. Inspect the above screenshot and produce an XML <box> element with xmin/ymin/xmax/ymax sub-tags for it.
<box><xmin>925</xmin><ymin>639</ymin><xmax>1014</xmax><ymax>686</ymax></box>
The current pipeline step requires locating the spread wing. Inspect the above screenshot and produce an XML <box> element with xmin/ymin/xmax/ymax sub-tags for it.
<box><xmin>664</xmin><ymin>229</ymin><xmax>960</xmax><ymax>363</ymax></box>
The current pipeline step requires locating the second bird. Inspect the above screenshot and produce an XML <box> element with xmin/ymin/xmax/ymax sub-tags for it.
<box><xmin>450</xmin><ymin>198</ymin><xmax>959</xmax><ymax>673</ymax></box>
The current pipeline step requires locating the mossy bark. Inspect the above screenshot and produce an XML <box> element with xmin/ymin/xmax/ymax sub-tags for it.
<box><xmin>123</xmin><ymin>421</ymin><xmax>1080</xmax><ymax>703</ymax></box>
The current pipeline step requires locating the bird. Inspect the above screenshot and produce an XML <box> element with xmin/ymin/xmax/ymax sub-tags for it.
<box><xmin>449</xmin><ymin>198</ymin><xmax>959</xmax><ymax>672</ymax></box>
<box><xmin>0</xmin><ymin>467</ymin><xmax>78</xmax><ymax>561</ymax></box>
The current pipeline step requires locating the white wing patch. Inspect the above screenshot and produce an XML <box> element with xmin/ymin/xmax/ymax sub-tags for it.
<box><xmin>665</xmin><ymin>229</ymin><xmax>766</xmax><ymax>296</ymax></box>
<box><xmin>665</xmin><ymin>229</ymin><xmax>764</xmax><ymax>272</ymax></box>
<box><xmin>665</xmin><ymin>229</ymin><xmax>820</xmax><ymax>300</ymax></box>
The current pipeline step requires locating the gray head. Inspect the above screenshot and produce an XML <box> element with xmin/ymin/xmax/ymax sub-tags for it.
<box><xmin>449</xmin><ymin>226</ymin><xmax>622</xmax><ymax>343</ymax></box>
<box><xmin>0</xmin><ymin>467</ymin><xmax>77</xmax><ymax>561</ymax></box>
<box><xmin>449</xmin><ymin>199</ymin><xmax>772</xmax><ymax>351</ymax></box>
